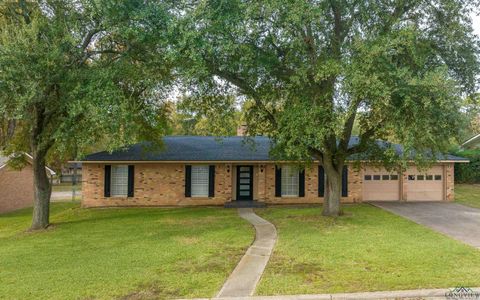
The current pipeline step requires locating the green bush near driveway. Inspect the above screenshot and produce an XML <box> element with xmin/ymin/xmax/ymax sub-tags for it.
<box><xmin>255</xmin><ymin>205</ymin><xmax>480</xmax><ymax>295</ymax></box>
<box><xmin>453</xmin><ymin>149</ymin><xmax>480</xmax><ymax>184</ymax></box>
<box><xmin>0</xmin><ymin>203</ymin><xmax>253</xmax><ymax>299</ymax></box>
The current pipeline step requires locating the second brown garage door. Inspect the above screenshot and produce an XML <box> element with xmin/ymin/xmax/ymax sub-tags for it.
<box><xmin>363</xmin><ymin>167</ymin><xmax>400</xmax><ymax>201</ymax></box>
<box><xmin>405</xmin><ymin>166</ymin><xmax>444</xmax><ymax>201</ymax></box>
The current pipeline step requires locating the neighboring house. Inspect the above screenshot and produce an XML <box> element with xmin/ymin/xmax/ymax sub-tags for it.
<box><xmin>77</xmin><ymin>136</ymin><xmax>467</xmax><ymax>208</ymax></box>
<box><xmin>461</xmin><ymin>133</ymin><xmax>480</xmax><ymax>149</ymax></box>
<box><xmin>60</xmin><ymin>162</ymin><xmax>82</xmax><ymax>183</ymax></box>
<box><xmin>0</xmin><ymin>153</ymin><xmax>56</xmax><ymax>213</ymax></box>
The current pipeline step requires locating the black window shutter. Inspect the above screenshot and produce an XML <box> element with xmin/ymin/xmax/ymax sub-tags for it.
<box><xmin>318</xmin><ymin>166</ymin><xmax>325</xmax><ymax>197</ymax></box>
<box><xmin>342</xmin><ymin>166</ymin><xmax>348</xmax><ymax>197</ymax></box>
<box><xmin>208</xmin><ymin>165</ymin><xmax>215</xmax><ymax>197</ymax></box>
<box><xmin>299</xmin><ymin>169</ymin><xmax>305</xmax><ymax>197</ymax></box>
<box><xmin>185</xmin><ymin>165</ymin><xmax>192</xmax><ymax>197</ymax></box>
<box><xmin>275</xmin><ymin>166</ymin><xmax>282</xmax><ymax>197</ymax></box>
<box><xmin>127</xmin><ymin>165</ymin><xmax>134</xmax><ymax>197</ymax></box>
<box><xmin>104</xmin><ymin>165</ymin><xmax>111</xmax><ymax>197</ymax></box>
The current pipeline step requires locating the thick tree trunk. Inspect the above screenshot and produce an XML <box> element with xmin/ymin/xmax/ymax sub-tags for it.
<box><xmin>322</xmin><ymin>172</ymin><xmax>342</xmax><ymax>217</ymax></box>
<box><xmin>30</xmin><ymin>148</ymin><xmax>51</xmax><ymax>230</ymax></box>
<box><xmin>322</xmin><ymin>162</ymin><xmax>343</xmax><ymax>217</ymax></box>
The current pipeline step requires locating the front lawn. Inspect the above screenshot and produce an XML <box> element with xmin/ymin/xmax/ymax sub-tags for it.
<box><xmin>455</xmin><ymin>184</ymin><xmax>480</xmax><ymax>208</ymax></box>
<box><xmin>255</xmin><ymin>205</ymin><xmax>480</xmax><ymax>295</ymax></box>
<box><xmin>0</xmin><ymin>203</ymin><xmax>253</xmax><ymax>299</ymax></box>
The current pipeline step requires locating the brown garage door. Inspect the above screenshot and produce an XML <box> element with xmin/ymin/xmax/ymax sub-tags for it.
<box><xmin>406</xmin><ymin>166</ymin><xmax>444</xmax><ymax>201</ymax></box>
<box><xmin>363</xmin><ymin>167</ymin><xmax>400</xmax><ymax>201</ymax></box>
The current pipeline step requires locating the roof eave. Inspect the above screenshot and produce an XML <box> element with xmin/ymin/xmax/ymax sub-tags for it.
<box><xmin>461</xmin><ymin>133</ymin><xmax>480</xmax><ymax>148</ymax></box>
<box><xmin>72</xmin><ymin>159</ymin><xmax>468</xmax><ymax>164</ymax></box>
<box><xmin>0</xmin><ymin>153</ymin><xmax>57</xmax><ymax>175</ymax></box>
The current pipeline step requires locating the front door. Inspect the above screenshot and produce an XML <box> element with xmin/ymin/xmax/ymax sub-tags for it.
<box><xmin>237</xmin><ymin>166</ymin><xmax>253</xmax><ymax>201</ymax></box>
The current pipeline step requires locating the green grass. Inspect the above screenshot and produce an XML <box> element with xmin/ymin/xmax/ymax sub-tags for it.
<box><xmin>455</xmin><ymin>184</ymin><xmax>480</xmax><ymax>208</ymax></box>
<box><xmin>0</xmin><ymin>203</ymin><xmax>253</xmax><ymax>299</ymax></box>
<box><xmin>255</xmin><ymin>205</ymin><xmax>480</xmax><ymax>295</ymax></box>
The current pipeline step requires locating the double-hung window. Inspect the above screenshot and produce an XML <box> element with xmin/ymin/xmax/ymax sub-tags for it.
<box><xmin>191</xmin><ymin>165</ymin><xmax>210</xmax><ymax>197</ymax></box>
<box><xmin>111</xmin><ymin>165</ymin><xmax>128</xmax><ymax>197</ymax></box>
<box><xmin>281</xmin><ymin>165</ymin><xmax>299</xmax><ymax>197</ymax></box>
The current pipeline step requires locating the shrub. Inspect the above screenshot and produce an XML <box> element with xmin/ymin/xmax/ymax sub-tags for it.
<box><xmin>452</xmin><ymin>149</ymin><xmax>480</xmax><ymax>183</ymax></box>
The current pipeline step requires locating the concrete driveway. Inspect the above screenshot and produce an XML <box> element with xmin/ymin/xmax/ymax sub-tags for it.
<box><xmin>370</xmin><ymin>202</ymin><xmax>480</xmax><ymax>248</ymax></box>
<box><xmin>51</xmin><ymin>191</ymin><xmax>82</xmax><ymax>201</ymax></box>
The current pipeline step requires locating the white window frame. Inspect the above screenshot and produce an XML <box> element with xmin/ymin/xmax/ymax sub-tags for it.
<box><xmin>191</xmin><ymin>165</ymin><xmax>210</xmax><ymax>197</ymax></box>
<box><xmin>111</xmin><ymin>165</ymin><xmax>128</xmax><ymax>197</ymax></box>
<box><xmin>281</xmin><ymin>165</ymin><xmax>299</xmax><ymax>197</ymax></box>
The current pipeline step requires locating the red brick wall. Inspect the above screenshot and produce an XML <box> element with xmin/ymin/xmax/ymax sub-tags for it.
<box><xmin>82</xmin><ymin>162</ymin><xmax>365</xmax><ymax>207</ymax></box>
<box><xmin>82</xmin><ymin>162</ymin><xmax>455</xmax><ymax>207</ymax></box>
<box><xmin>0</xmin><ymin>165</ymin><xmax>34</xmax><ymax>213</ymax></box>
<box><xmin>82</xmin><ymin>163</ymin><xmax>233</xmax><ymax>207</ymax></box>
<box><xmin>261</xmin><ymin>164</ymin><xmax>361</xmax><ymax>204</ymax></box>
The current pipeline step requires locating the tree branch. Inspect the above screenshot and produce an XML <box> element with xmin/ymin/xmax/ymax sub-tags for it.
<box><xmin>299</xmin><ymin>22</ymin><xmax>317</xmax><ymax>66</ymax></box>
<box><xmin>18</xmin><ymin>0</ymin><xmax>31</xmax><ymax>24</ymax></box>
<box><xmin>81</xmin><ymin>28</ymin><xmax>102</xmax><ymax>51</ymax></box>
<box><xmin>382</xmin><ymin>1</ymin><xmax>417</xmax><ymax>33</ymax></box>
<box><xmin>346</xmin><ymin>117</ymin><xmax>385</xmax><ymax>156</ymax></box>
<box><xmin>204</xmin><ymin>59</ymin><xmax>278</xmax><ymax>128</ymax></box>
<box><xmin>308</xmin><ymin>146</ymin><xmax>324</xmax><ymax>165</ymax></box>
<box><xmin>329</xmin><ymin>0</ymin><xmax>343</xmax><ymax>58</ymax></box>
<box><xmin>339</xmin><ymin>98</ymin><xmax>361</xmax><ymax>153</ymax></box>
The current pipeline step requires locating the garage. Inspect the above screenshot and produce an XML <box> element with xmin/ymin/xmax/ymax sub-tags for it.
<box><xmin>405</xmin><ymin>165</ymin><xmax>444</xmax><ymax>201</ymax></box>
<box><xmin>363</xmin><ymin>166</ymin><xmax>401</xmax><ymax>201</ymax></box>
<box><xmin>362</xmin><ymin>165</ymin><xmax>447</xmax><ymax>202</ymax></box>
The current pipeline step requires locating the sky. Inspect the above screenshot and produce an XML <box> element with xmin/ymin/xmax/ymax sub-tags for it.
<box><xmin>473</xmin><ymin>12</ymin><xmax>480</xmax><ymax>37</ymax></box>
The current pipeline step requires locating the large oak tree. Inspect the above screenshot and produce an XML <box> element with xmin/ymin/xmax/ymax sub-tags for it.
<box><xmin>0</xmin><ymin>0</ymin><xmax>173</xmax><ymax>229</ymax></box>
<box><xmin>172</xmin><ymin>0</ymin><xmax>480</xmax><ymax>216</ymax></box>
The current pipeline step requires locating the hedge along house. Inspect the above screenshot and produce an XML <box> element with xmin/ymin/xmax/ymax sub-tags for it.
<box><xmin>77</xmin><ymin>136</ymin><xmax>467</xmax><ymax>208</ymax></box>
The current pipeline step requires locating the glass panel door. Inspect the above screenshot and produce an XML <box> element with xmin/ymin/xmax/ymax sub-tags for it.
<box><xmin>236</xmin><ymin>166</ymin><xmax>253</xmax><ymax>201</ymax></box>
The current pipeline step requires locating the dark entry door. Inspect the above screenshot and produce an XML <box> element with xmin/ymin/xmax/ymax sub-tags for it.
<box><xmin>237</xmin><ymin>166</ymin><xmax>253</xmax><ymax>201</ymax></box>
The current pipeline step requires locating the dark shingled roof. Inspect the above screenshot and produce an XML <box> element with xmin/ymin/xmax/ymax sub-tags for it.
<box><xmin>81</xmin><ymin>136</ymin><xmax>468</xmax><ymax>162</ymax></box>
<box><xmin>83</xmin><ymin>136</ymin><xmax>271</xmax><ymax>161</ymax></box>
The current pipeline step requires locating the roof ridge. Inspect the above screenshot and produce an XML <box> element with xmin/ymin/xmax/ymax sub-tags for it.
<box><xmin>80</xmin><ymin>136</ymin><xmax>468</xmax><ymax>162</ymax></box>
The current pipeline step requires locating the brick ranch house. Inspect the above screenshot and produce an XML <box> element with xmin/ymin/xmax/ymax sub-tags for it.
<box><xmin>0</xmin><ymin>153</ymin><xmax>55</xmax><ymax>213</ymax></box>
<box><xmin>77</xmin><ymin>136</ymin><xmax>467</xmax><ymax>208</ymax></box>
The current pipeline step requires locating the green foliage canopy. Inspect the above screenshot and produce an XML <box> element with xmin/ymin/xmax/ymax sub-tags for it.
<box><xmin>0</xmin><ymin>0</ymin><xmax>173</xmax><ymax>159</ymax></box>
<box><xmin>169</xmin><ymin>95</ymin><xmax>240</xmax><ymax>136</ymax></box>
<box><xmin>173</xmin><ymin>0</ymin><xmax>479</xmax><ymax>162</ymax></box>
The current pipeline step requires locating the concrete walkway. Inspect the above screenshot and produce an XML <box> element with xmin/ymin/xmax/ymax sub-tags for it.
<box><xmin>371</xmin><ymin>202</ymin><xmax>480</xmax><ymax>248</ymax></box>
<box><xmin>186</xmin><ymin>286</ymin><xmax>480</xmax><ymax>300</ymax></box>
<box><xmin>217</xmin><ymin>208</ymin><xmax>277</xmax><ymax>298</ymax></box>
